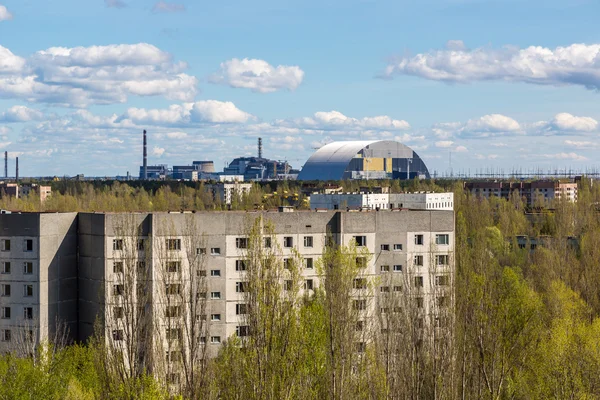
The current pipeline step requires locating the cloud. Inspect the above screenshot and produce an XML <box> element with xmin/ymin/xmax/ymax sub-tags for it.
<box><xmin>280</xmin><ymin>110</ymin><xmax>410</xmax><ymax>134</ymax></box>
<box><xmin>152</xmin><ymin>146</ymin><xmax>165</xmax><ymax>157</ymax></box>
<box><xmin>152</xmin><ymin>1</ymin><xmax>185</xmax><ymax>13</ymax></box>
<box><xmin>105</xmin><ymin>0</ymin><xmax>126</xmax><ymax>8</ymax></box>
<box><xmin>0</xmin><ymin>5</ymin><xmax>12</xmax><ymax>21</ymax></box>
<box><xmin>383</xmin><ymin>42</ymin><xmax>600</xmax><ymax>91</ymax></box>
<box><xmin>435</xmin><ymin>140</ymin><xmax>454</xmax><ymax>148</ymax></box>
<box><xmin>564</xmin><ymin>140</ymin><xmax>599</xmax><ymax>149</ymax></box>
<box><xmin>210</xmin><ymin>58</ymin><xmax>304</xmax><ymax>93</ymax></box>
<box><xmin>455</xmin><ymin>145</ymin><xmax>468</xmax><ymax>152</ymax></box>
<box><xmin>541</xmin><ymin>152</ymin><xmax>588</xmax><ymax>161</ymax></box>
<box><xmin>433</xmin><ymin>114</ymin><xmax>521</xmax><ymax>139</ymax></box>
<box><xmin>0</xmin><ymin>43</ymin><xmax>197</xmax><ymax>107</ymax></box>
<box><xmin>547</xmin><ymin>113</ymin><xmax>598</xmax><ymax>132</ymax></box>
<box><xmin>118</xmin><ymin>100</ymin><xmax>254</xmax><ymax>125</ymax></box>
<box><xmin>0</xmin><ymin>106</ymin><xmax>44</xmax><ymax>122</ymax></box>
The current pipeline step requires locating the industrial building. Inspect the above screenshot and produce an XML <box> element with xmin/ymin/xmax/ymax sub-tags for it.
<box><xmin>464</xmin><ymin>180</ymin><xmax>578</xmax><ymax>205</ymax></box>
<box><xmin>0</xmin><ymin>208</ymin><xmax>454</xmax><ymax>371</ymax></box>
<box><xmin>310</xmin><ymin>191</ymin><xmax>454</xmax><ymax>211</ymax></box>
<box><xmin>223</xmin><ymin>138</ymin><xmax>297</xmax><ymax>181</ymax></box>
<box><xmin>298</xmin><ymin>140</ymin><xmax>431</xmax><ymax>181</ymax></box>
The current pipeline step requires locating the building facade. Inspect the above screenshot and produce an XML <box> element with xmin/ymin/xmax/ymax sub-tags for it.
<box><xmin>310</xmin><ymin>192</ymin><xmax>454</xmax><ymax>211</ymax></box>
<box><xmin>465</xmin><ymin>180</ymin><xmax>578</xmax><ymax>205</ymax></box>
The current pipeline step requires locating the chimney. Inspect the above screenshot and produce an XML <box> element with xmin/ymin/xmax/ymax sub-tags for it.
<box><xmin>4</xmin><ymin>151</ymin><xmax>6</xmax><ymax>179</ymax></box>
<box><xmin>15</xmin><ymin>157</ymin><xmax>18</xmax><ymax>183</ymax></box>
<box><xmin>258</xmin><ymin>137</ymin><xmax>263</xmax><ymax>159</ymax></box>
<box><xmin>143</xmin><ymin>129</ymin><xmax>147</xmax><ymax>180</ymax></box>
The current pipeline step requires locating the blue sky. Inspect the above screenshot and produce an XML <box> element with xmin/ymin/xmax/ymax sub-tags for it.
<box><xmin>1</xmin><ymin>0</ymin><xmax>600</xmax><ymax>177</ymax></box>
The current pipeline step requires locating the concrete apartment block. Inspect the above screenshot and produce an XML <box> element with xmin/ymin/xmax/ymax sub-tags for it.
<box><xmin>0</xmin><ymin>212</ymin><xmax>77</xmax><ymax>354</ymax></box>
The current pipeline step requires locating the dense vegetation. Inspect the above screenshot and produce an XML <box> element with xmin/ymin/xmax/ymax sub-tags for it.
<box><xmin>2</xmin><ymin>179</ymin><xmax>600</xmax><ymax>399</ymax></box>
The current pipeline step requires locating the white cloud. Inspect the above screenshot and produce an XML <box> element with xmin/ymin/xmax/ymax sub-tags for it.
<box><xmin>541</xmin><ymin>152</ymin><xmax>588</xmax><ymax>161</ymax></box>
<box><xmin>432</xmin><ymin>114</ymin><xmax>521</xmax><ymax>139</ymax></box>
<box><xmin>152</xmin><ymin>1</ymin><xmax>185</xmax><ymax>13</ymax></box>
<box><xmin>0</xmin><ymin>5</ymin><xmax>12</xmax><ymax>21</ymax></box>
<box><xmin>105</xmin><ymin>0</ymin><xmax>126</xmax><ymax>8</ymax></box>
<box><xmin>548</xmin><ymin>113</ymin><xmax>598</xmax><ymax>132</ymax></box>
<box><xmin>283</xmin><ymin>110</ymin><xmax>410</xmax><ymax>133</ymax></box>
<box><xmin>455</xmin><ymin>145</ymin><xmax>468</xmax><ymax>152</ymax></box>
<box><xmin>564</xmin><ymin>140</ymin><xmax>598</xmax><ymax>149</ymax></box>
<box><xmin>383</xmin><ymin>42</ymin><xmax>600</xmax><ymax>91</ymax></box>
<box><xmin>118</xmin><ymin>100</ymin><xmax>254</xmax><ymax>125</ymax></box>
<box><xmin>0</xmin><ymin>43</ymin><xmax>197</xmax><ymax>107</ymax></box>
<box><xmin>435</xmin><ymin>140</ymin><xmax>454</xmax><ymax>148</ymax></box>
<box><xmin>210</xmin><ymin>58</ymin><xmax>304</xmax><ymax>93</ymax></box>
<box><xmin>0</xmin><ymin>106</ymin><xmax>44</xmax><ymax>122</ymax></box>
<box><xmin>445</xmin><ymin>40</ymin><xmax>467</xmax><ymax>51</ymax></box>
<box><xmin>152</xmin><ymin>146</ymin><xmax>165</xmax><ymax>157</ymax></box>
<box><xmin>0</xmin><ymin>127</ymin><xmax>11</xmax><ymax>135</ymax></box>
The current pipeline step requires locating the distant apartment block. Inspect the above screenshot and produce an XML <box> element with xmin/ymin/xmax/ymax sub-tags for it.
<box><xmin>310</xmin><ymin>192</ymin><xmax>454</xmax><ymax>211</ymax></box>
<box><xmin>206</xmin><ymin>182</ymin><xmax>253</xmax><ymax>205</ymax></box>
<box><xmin>0</xmin><ymin>183</ymin><xmax>52</xmax><ymax>203</ymax></box>
<box><xmin>464</xmin><ymin>180</ymin><xmax>577</xmax><ymax>205</ymax></box>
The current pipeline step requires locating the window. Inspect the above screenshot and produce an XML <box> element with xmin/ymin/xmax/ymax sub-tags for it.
<box><xmin>210</xmin><ymin>336</ymin><xmax>221</xmax><ymax>344</ymax></box>
<box><xmin>264</xmin><ymin>237</ymin><xmax>272</xmax><ymax>248</ymax></box>
<box><xmin>284</xmin><ymin>258</ymin><xmax>293</xmax><ymax>269</ymax></box>
<box><xmin>210</xmin><ymin>291</ymin><xmax>221</xmax><ymax>299</ymax></box>
<box><xmin>380</xmin><ymin>286</ymin><xmax>390</xmax><ymax>293</ymax></box>
<box><xmin>393</xmin><ymin>285</ymin><xmax>402</xmax><ymax>292</ymax></box>
<box><xmin>199</xmin><ymin>336</ymin><xmax>206</xmax><ymax>344</ymax></box>
<box><xmin>304</xmin><ymin>236</ymin><xmax>313</xmax><ymax>247</ymax></box>
<box><xmin>1</xmin><ymin>329</ymin><xmax>10</xmax><ymax>342</ymax></box>
<box><xmin>114</xmin><ymin>307</ymin><xmax>124</xmax><ymax>319</ymax></box>
<box><xmin>166</xmin><ymin>328</ymin><xmax>182</xmax><ymax>341</ymax></box>
<box><xmin>166</xmin><ymin>351</ymin><xmax>182</xmax><ymax>363</ymax></box>
<box><xmin>356</xmin><ymin>342</ymin><xmax>366</xmax><ymax>353</ymax></box>
<box><xmin>166</xmin><ymin>261</ymin><xmax>181</xmax><ymax>273</ymax></box>
<box><xmin>24</xmin><ymin>307</ymin><xmax>33</xmax><ymax>320</ymax></box>
<box><xmin>354</xmin><ymin>236</ymin><xmax>367</xmax><ymax>247</ymax></box>
<box><xmin>304</xmin><ymin>258</ymin><xmax>314</xmax><ymax>269</ymax></box>
<box><xmin>23</xmin><ymin>262</ymin><xmax>33</xmax><ymax>275</ymax></box>
<box><xmin>414</xmin><ymin>276</ymin><xmax>424</xmax><ymax>288</ymax></box>
<box><xmin>210</xmin><ymin>269</ymin><xmax>221</xmax><ymax>277</ymax></box>
<box><xmin>137</xmin><ymin>239</ymin><xmax>145</xmax><ymax>250</ymax></box>
<box><xmin>353</xmin><ymin>278</ymin><xmax>367</xmax><ymax>289</ymax></box>
<box><xmin>236</xmin><ymin>282</ymin><xmax>247</xmax><ymax>293</ymax></box>
<box><xmin>284</xmin><ymin>280</ymin><xmax>293</xmax><ymax>291</ymax></box>
<box><xmin>415</xmin><ymin>297</ymin><xmax>424</xmax><ymax>308</ymax></box>
<box><xmin>1</xmin><ymin>307</ymin><xmax>10</xmax><ymax>319</ymax></box>
<box><xmin>166</xmin><ymin>239</ymin><xmax>181</xmax><ymax>251</ymax></box>
<box><xmin>435</xmin><ymin>234</ymin><xmax>449</xmax><ymax>245</ymax></box>
<box><xmin>112</xmin><ymin>239</ymin><xmax>123</xmax><ymax>251</ymax></box>
<box><xmin>24</xmin><ymin>239</ymin><xmax>33</xmax><ymax>252</ymax></box>
<box><xmin>356</xmin><ymin>257</ymin><xmax>367</xmax><ymax>269</ymax></box>
<box><xmin>380</xmin><ymin>244</ymin><xmax>390</xmax><ymax>251</ymax></box>
<box><xmin>284</xmin><ymin>237</ymin><xmax>293</xmax><ymax>248</ymax></box>
<box><xmin>413</xmin><ymin>255</ymin><xmax>424</xmax><ymax>266</ymax></box>
<box><xmin>235</xmin><ymin>260</ymin><xmax>247</xmax><ymax>271</ymax></box>
<box><xmin>380</xmin><ymin>265</ymin><xmax>390</xmax><ymax>273</ymax></box>
<box><xmin>1</xmin><ymin>239</ymin><xmax>10</xmax><ymax>251</ymax></box>
<box><xmin>211</xmin><ymin>247</ymin><xmax>221</xmax><ymax>255</ymax></box>
<box><xmin>236</xmin><ymin>237</ymin><xmax>248</xmax><ymax>249</ymax></box>
<box><xmin>437</xmin><ymin>296</ymin><xmax>449</xmax><ymax>308</ymax></box>
<box><xmin>414</xmin><ymin>235</ymin><xmax>424</xmax><ymax>246</ymax></box>
<box><xmin>24</xmin><ymin>284</ymin><xmax>33</xmax><ymax>297</ymax></box>
<box><xmin>435</xmin><ymin>275</ymin><xmax>450</xmax><ymax>286</ymax></box>
<box><xmin>353</xmin><ymin>299</ymin><xmax>367</xmax><ymax>311</ymax></box>
<box><xmin>393</xmin><ymin>244</ymin><xmax>402</xmax><ymax>251</ymax></box>
<box><xmin>0</xmin><ymin>284</ymin><xmax>10</xmax><ymax>297</ymax></box>
<box><xmin>113</xmin><ymin>262</ymin><xmax>123</xmax><ymax>274</ymax></box>
<box><xmin>136</xmin><ymin>261</ymin><xmax>146</xmax><ymax>272</ymax></box>
<box><xmin>393</xmin><ymin>264</ymin><xmax>402</xmax><ymax>272</ymax></box>
<box><xmin>436</xmin><ymin>255</ymin><xmax>449</xmax><ymax>265</ymax></box>
<box><xmin>167</xmin><ymin>373</ymin><xmax>180</xmax><ymax>385</ymax></box>
<box><xmin>211</xmin><ymin>313</ymin><xmax>221</xmax><ymax>321</ymax></box>
<box><xmin>236</xmin><ymin>325</ymin><xmax>250</xmax><ymax>337</ymax></box>
<box><xmin>166</xmin><ymin>284</ymin><xmax>181</xmax><ymax>295</ymax></box>
<box><xmin>236</xmin><ymin>303</ymin><xmax>248</xmax><ymax>315</ymax></box>
<box><xmin>197</xmin><ymin>292</ymin><xmax>207</xmax><ymax>299</ymax></box>
<box><xmin>356</xmin><ymin>320</ymin><xmax>364</xmax><ymax>331</ymax></box>
<box><xmin>304</xmin><ymin>279</ymin><xmax>314</xmax><ymax>290</ymax></box>
<box><xmin>197</xmin><ymin>247</ymin><xmax>206</xmax><ymax>255</ymax></box>
<box><xmin>1</xmin><ymin>262</ymin><xmax>10</xmax><ymax>274</ymax></box>
<box><xmin>113</xmin><ymin>284</ymin><xmax>124</xmax><ymax>296</ymax></box>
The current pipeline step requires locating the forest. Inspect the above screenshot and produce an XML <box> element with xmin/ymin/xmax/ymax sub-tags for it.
<box><xmin>1</xmin><ymin>178</ymin><xmax>600</xmax><ymax>399</ymax></box>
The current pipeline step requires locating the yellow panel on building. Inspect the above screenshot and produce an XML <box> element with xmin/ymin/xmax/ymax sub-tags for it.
<box><xmin>364</xmin><ymin>157</ymin><xmax>384</xmax><ymax>171</ymax></box>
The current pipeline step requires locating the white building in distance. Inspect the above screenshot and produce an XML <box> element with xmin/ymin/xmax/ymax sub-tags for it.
<box><xmin>309</xmin><ymin>192</ymin><xmax>454</xmax><ymax>211</ymax></box>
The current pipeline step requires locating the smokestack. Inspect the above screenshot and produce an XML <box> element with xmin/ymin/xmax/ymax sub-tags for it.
<box><xmin>258</xmin><ymin>137</ymin><xmax>262</xmax><ymax>159</ymax></box>
<box><xmin>143</xmin><ymin>129</ymin><xmax>147</xmax><ymax>180</ymax></box>
<box><xmin>15</xmin><ymin>157</ymin><xmax>18</xmax><ymax>183</ymax></box>
<box><xmin>4</xmin><ymin>151</ymin><xmax>6</xmax><ymax>179</ymax></box>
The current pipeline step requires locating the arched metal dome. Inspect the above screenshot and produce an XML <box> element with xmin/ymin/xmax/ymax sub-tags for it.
<box><xmin>297</xmin><ymin>140</ymin><xmax>430</xmax><ymax>180</ymax></box>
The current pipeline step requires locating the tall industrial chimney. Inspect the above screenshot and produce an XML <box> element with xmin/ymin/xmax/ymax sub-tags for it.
<box><xmin>4</xmin><ymin>151</ymin><xmax>6</xmax><ymax>179</ymax></box>
<box><xmin>15</xmin><ymin>157</ymin><xmax>18</xmax><ymax>182</ymax></box>
<box><xmin>258</xmin><ymin>137</ymin><xmax>263</xmax><ymax>159</ymax></box>
<box><xmin>143</xmin><ymin>129</ymin><xmax>147</xmax><ymax>180</ymax></box>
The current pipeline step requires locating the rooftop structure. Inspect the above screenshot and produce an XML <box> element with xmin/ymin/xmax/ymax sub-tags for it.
<box><xmin>298</xmin><ymin>140</ymin><xmax>431</xmax><ymax>181</ymax></box>
<box><xmin>310</xmin><ymin>192</ymin><xmax>454</xmax><ymax>211</ymax></box>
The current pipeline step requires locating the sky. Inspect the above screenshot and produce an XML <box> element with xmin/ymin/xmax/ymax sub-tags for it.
<box><xmin>1</xmin><ymin>0</ymin><xmax>600</xmax><ymax>177</ymax></box>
